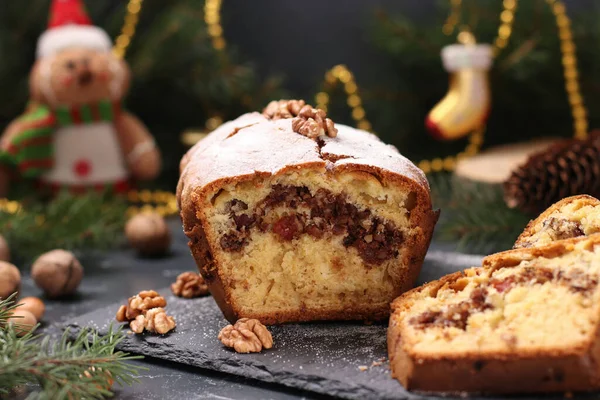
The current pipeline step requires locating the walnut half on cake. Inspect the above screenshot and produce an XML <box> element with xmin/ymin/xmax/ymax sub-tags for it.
<box><xmin>388</xmin><ymin>235</ymin><xmax>600</xmax><ymax>394</ymax></box>
<box><xmin>177</xmin><ymin>100</ymin><xmax>438</xmax><ymax>324</ymax></box>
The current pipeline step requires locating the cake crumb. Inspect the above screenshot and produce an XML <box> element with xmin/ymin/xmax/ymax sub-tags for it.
<box><xmin>358</xmin><ymin>365</ymin><xmax>368</xmax><ymax>371</ymax></box>
<box><xmin>371</xmin><ymin>361</ymin><xmax>382</xmax><ymax>367</ymax></box>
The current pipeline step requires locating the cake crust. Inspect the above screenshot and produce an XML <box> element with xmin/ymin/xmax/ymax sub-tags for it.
<box><xmin>513</xmin><ymin>195</ymin><xmax>600</xmax><ymax>249</ymax></box>
<box><xmin>178</xmin><ymin>112</ymin><xmax>438</xmax><ymax>324</ymax></box>
<box><xmin>389</xmin><ymin>235</ymin><xmax>600</xmax><ymax>394</ymax></box>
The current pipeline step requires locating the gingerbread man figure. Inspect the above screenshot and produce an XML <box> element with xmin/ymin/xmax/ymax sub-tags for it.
<box><xmin>0</xmin><ymin>0</ymin><xmax>160</xmax><ymax>195</ymax></box>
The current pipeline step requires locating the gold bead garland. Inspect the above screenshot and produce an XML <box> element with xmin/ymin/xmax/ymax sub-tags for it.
<box><xmin>0</xmin><ymin>198</ymin><xmax>22</xmax><ymax>215</ymax></box>
<box><xmin>205</xmin><ymin>0</ymin><xmax>226</xmax><ymax>51</ymax></box>
<box><xmin>178</xmin><ymin>0</ymin><xmax>227</xmax><ymax>147</ymax></box>
<box><xmin>10</xmin><ymin>0</ymin><xmax>581</xmax><ymax>218</ymax></box>
<box><xmin>315</xmin><ymin>65</ymin><xmax>372</xmax><ymax>133</ymax></box>
<box><xmin>315</xmin><ymin>2</ymin><xmax>518</xmax><ymax>174</ymax></box>
<box><xmin>113</xmin><ymin>0</ymin><xmax>143</xmax><ymax>59</ymax></box>
<box><xmin>126</xmin><ymin>190</ymin><xmax>179</xmax><ymax>217</ymax></box>
<box><xmin>0</xmin><ymin>1</ymin><xmax>181</xmax><ymax>219</ymax></box>
<box><xmin>442</xmin><ymin>0</ymin><xmax>462</xmax><ymax>36</ymax></box>
<box><xmin>442</xmin><ymin>0</ymin><xmax>517</xmax><ymax>55</ymax></box>
<box><xmin>419</xmin><ymin>0</ymin><xmax>588</xmax><ymax>173</ymax></box>
<box><xmin>112</xmin><ymin>0</ymin><xmax>178</xmax><ymax>216</ymax></box>
<box><xmin>418</xmin><ymin>0</ymin><xmax>517</xmax><ymax>174</ymax></box>
<box><xmin>546</xmin><ymin>0</ymin><xmax>588</xmax><ymax>139</ymax></box>
<box><xmin>493</xmin><ymin>0</ymin><xmax>517</xmax><ymax>57</ymax></box>
<box><xmin>418</xmin><ymin>127</ymin><xmax>485</xmax><ymax>174</ymax></box>
<box><xmin>0</xmin><ymin>190</ymin><xmax>178</xmax><ymax>218</ymax></box>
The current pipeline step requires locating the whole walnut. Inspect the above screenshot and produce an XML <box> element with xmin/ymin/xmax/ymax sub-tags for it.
<box><xmin>31</xmin><ymin>250</ymin><xmax>83</xmax><ymax>298</ymax></box>
<box><xmin>0</xmin><ymin>261</ymin><xmax>20</xmax><ymax>300</ymax></box>
<box><xmin>8</xmin><ymin>309</ymin><xmax>37</xmax><ymax>337</ymax></box>
<box><xmin>125</xmin><ymin>213</ymin><xmax>171</xmax><ymax>256</ymax></box>
<box><xmin>0</xmin><ymin>234</ymin><xmax>10</xmax><ymax>262</ymax></box>
<box><xmin>19</xmin><ymin>297</ymin><xmax>45</xmax><ymax>320</ymax></box>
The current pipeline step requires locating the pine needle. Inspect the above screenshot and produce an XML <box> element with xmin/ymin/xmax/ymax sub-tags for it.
<box><xmin>0</xmin><ymin>295</ymin><xmax>144</xmax><ymax>399</ymax></box>
<box><xmin>0</xmin><ymin>190</ymin><xmax>128</xmax><ymax>262</ymax></box>
<box><xmin>430</xmin><ymin>173</ymin><xmax>532</xmax><ymax>254</ymax></box>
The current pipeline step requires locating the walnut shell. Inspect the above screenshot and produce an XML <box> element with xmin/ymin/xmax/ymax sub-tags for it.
<box><xmin>18</xmin><ymin>297</ymin><xmax>45</xmax><ymax>320</ymax></box>
<box><xmin>0</xmin><ymin>234</ymin><xmax>10</xmax><ymax>262</ymax></box>
<box><xmin>31</xmin><ymin>250</ymin><xmax>83</xmax><ymax>298</ymax></box>
<box><xmin>8</xmin><ymin>309</ymin><xmax>37</xmax><ymax>337</ymax></box>
<box><xmin>0</xmin><ymin>261</ymin><xmax>20</xmax><ymax>300</ymax></box>
<box><xmin>125</xmin><ymin>213</ymin><xmax>171</xmax><ymax>256</ymax></box>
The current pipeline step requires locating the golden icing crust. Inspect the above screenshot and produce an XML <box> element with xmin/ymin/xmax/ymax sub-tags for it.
<box><xmin>177</xmin><ymin>113</ymin><xmax>429</xmax><ymax>213</ymax></box>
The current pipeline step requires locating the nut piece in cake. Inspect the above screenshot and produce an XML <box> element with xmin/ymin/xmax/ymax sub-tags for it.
<box><xmin>177</xmin><ymin>101</ymin><xmax>438</xmax><ymax>324</ymax></box>
<box><xmin>514</xmin><ymin>195</ymin><xmax>600</xmax><ymax>249</ymax></box>
<box><xmin>388</xmin><ymin>235</ymin><xmax>600</xmax><ymax>394</ymax></box>
<box><xmin>218</xmin><ymin>318</ymin><xmax>273</xmax><ymax>353</ymax></box>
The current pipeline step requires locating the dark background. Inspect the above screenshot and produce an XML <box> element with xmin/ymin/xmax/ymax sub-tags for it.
<box><xmin>0</xmin><ymin>0</ymin><xmax>598</xmax><ymax>190</ymax></box>
<box><xmin>222</xmin><ymin>0</ymin><xmax>590</xmax><ymax>97</ymax></box>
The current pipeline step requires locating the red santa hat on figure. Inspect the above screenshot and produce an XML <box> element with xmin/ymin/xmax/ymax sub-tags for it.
<box><xmin>37</xmin><ymin>0</ymin><xmax>112</xmax><ymax>59</ymax></box>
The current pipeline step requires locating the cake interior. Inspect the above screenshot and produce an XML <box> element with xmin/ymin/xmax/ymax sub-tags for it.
<box><xmin>517</xmin><ymin>201</ymin><xmax>600</xmax><ymax>248</ymax></box>
<box><xmin>400</xmin><ymin>239</ymin><xmax>600</xmax><ymax>356</ymax></box>
<box><xmin>202</xmin><ymin>168</ymin><xmax>421</xmax><ymax>319</ymax></box>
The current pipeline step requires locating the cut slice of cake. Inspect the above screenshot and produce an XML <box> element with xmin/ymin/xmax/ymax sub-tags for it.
<box><xmin>514</xmin><ymin>195</ymin><xmax>600</xmax><ymax>249</ymax></box>
<box><xmin>389</xmin><ymin>235</ymin><xmax>600</xmax><ymax>394</ymax></box>
<box><xmin>177</xmin><ymin>100</ymin><xmax>438</xmax><ymax>324</ymax></box>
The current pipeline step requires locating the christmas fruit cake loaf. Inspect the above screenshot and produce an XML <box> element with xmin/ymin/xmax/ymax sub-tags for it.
<box><xmin>177</xmin><ymin>100</ymin><xmax>438</xmax><ymax>324</ymax></box>
<box><xmin>388</xmin><ymin>235</ymin><xmax>600</xmax><ymax>394</ymax></box>
<box><xmin>513</xmin><ymin>195</ymin><xmax>600</xmax><ymax>249</ymax></box>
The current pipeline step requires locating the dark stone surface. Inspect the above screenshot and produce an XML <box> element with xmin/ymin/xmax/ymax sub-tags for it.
<box><xmin>17</xmin><ymin>219</ymin><xmax>329</xmax><ymax>400</ymax></box>
<box><xmin>21</xmin><ymin>218</ymin><xmax>598</xmax><ymax>400</ymax></box>
<box><xmin>61</xmin><ymin>237</ymin><xmax>598</xmax><ymax>400</ymax></box>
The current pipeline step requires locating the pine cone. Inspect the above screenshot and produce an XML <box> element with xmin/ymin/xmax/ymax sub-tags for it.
<box><xmin>504</xmin><ymin>131</ymin><xmax>600</xmax><ymax>214</ymax></box>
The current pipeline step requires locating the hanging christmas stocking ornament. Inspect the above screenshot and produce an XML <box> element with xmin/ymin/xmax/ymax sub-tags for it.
<box><xmin>426</xmin><ymin>33</ymin><xmax>492</xmax><ymax>141</ymax></box>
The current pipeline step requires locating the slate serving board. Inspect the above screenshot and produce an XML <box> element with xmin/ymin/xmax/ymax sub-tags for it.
<box><xmin>64</xmin><ymin>251</ymin><xmax>600</xmax><ymax>400</ymax></box>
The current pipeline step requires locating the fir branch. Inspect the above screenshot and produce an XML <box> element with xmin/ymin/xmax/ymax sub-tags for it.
<box><xmin>0</xmin><ymin>191</ymin><xmax>127</xmax><ymax>263</ymax></box>
<box><xmin>0</xmin><ymin>293</ymin><xmax>19</xmax><ymax>326</ymax></box>
<box><xmin>430</xmin><ymin>173</ymin><xmax>532</xmax><ymax>254</ymax></box>
<box><xmin>0</xmin><ymin>296</ymin><xmax>143</xmax><ymax>399</ymax></box>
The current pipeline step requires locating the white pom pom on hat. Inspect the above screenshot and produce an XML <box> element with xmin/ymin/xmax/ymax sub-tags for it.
<box><xmin>36</xmin><ymin>0</ymin><xmax>112</xmax><ymax>59</ymax></box>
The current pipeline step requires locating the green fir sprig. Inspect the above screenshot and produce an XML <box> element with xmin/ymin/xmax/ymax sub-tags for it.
<box><xmin>0</xmin><ymin>295</ymin><xmax>143</xmax><ymax>399</ymax></box>
<box><xmin>0</xmin><ymin>190</ymin><xmax>128</xmax><ymax>262</ymax></box>
<box><xmin>430</xmin><ymin>173</ymin><xmax>532</xmax><ymax>254</ymax></box>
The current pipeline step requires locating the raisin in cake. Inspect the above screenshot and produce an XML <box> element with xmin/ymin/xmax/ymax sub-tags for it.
<box><xmin>514</xmin><ymin>195</ymin><xmax>600</xmax><ymax>249</ymax></box>
<box><xmin>388</xmin><ymin>235</ymin><xmax>600</xmax><ymax>394</ymax></box>
<box><xmin>177</xmin><ymin>100</ymin><xmax>438</xmax><ymax>324</ymax></box>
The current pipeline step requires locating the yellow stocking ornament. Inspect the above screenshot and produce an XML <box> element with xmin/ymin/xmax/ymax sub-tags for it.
<box><xmin>426</xmin><ymin>33</ymin><xmax>492</xmax><ymax>140</ymax></box>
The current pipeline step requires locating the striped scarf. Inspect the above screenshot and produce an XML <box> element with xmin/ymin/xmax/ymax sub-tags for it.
<box><xmin>0</xmin><ymin>101</ymin><xmax>120</xmax><ymax>178</ymax></box>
